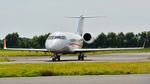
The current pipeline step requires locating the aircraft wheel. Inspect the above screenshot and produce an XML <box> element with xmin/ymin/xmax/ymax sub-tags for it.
<box><xmin>57</xmin><ymin>55</ymin><xmax>60</xmax><ymax>61</ymax></box>
<box><xmin>78</xmin><ymin>56</ymin><xmax>81</xmax><ymax>60</ymax></box>
<box><xmin>78</xmin><ymin>54</ymin><xmax>85</xmax><ymax>61</ymax></box>
<box><xmin>52</xmin><ymin>57</ymin><xmax>56</xmax><ymax>61</ymax></box>
<box><xmin>52</xmin><ymin>55</ymin><xmax>61</xmax><ymax>61</ymax></box>
<box><xmin>81</xmin><ymin>55</ymin><xmax>84</xmax><ymax>60</ymax></box>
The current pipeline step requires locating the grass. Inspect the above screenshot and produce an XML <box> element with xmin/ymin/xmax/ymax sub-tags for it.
<box><xmin>0</xmin><ymin>50</ymin><xmax>52</xmax><ymax>56</ymax></box>
<box><xmin>0</xmin><ymin>62</ymin><xmax>149</xmax><ymax>77</ymax></box>
<box><xmin>0</xmin><ymin>48</ymin><xmax>150</xmax><ymax>56</ymax></box>
<box><xmin>0</xmin><ymin>58</ymin><xmax>10</xmax><ymax>62</ymax></box>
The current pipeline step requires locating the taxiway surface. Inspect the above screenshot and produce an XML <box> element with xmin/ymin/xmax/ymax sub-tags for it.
<box><xmin>0</xmin><ymin>53</ymin><xmax>150</xmax><ymax>63</ymax></box>
<box><xmin>0</xmin><ymin>75</ymin><xmax>149</xmax><ymax>84</ymax></box>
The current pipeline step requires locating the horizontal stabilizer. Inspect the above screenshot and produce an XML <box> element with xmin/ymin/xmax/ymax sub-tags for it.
<box><xmin>66</xmin><ymin>15</ymin><xmax>105</xmax><ymax>36</ymax></box>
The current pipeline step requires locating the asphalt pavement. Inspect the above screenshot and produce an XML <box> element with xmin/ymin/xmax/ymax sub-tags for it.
<box><xmin>0</xmin><ymin>75</ymin><xmax>149</xmax><ymax>84</ymax></box>
<box><xmin>0</xmin><ymin>53</ymin><xmax>150</xmax><ymax>63</ymax></box>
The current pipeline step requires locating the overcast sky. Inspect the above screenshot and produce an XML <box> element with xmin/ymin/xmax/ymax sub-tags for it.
<box><xmin>0</xmin><ymin>0</ymin><xmax>150</xmax><ymax>39</ymax></box>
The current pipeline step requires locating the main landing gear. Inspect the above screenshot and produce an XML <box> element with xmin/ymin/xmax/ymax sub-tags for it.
<box><xmin>78</xmin><ymin>53</ymin><xmax>86</xmax><ymax>61</ymax></box>
<box><xmin>51</xmin><ymin>53</ymin><xmax>86</xmax><ymax>61</ymax></box>
<box><xmin>51</xmin><ymin>54</ymin><xmax>60</xmax><ymax>61</ymax></box>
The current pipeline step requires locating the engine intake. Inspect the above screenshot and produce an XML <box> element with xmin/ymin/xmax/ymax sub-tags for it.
<box><xmin>83</xmin><ymin>33</ymin><xmax>95</xmax><ymax>44</ymax></box>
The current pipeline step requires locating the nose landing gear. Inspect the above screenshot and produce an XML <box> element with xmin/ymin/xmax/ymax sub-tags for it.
<box><xmin>51</xmin><ymin>53</ymin><xmax>86</xmax><ymax>61</ymax></box>
<box><xmin>51</xmin><ymin>54</ymin><xmax>60</xmax><ymax>61</ymax></box>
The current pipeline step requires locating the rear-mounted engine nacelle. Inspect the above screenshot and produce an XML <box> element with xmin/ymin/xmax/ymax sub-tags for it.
<box><xmin>83</xmin><ymin>33</ymin><xmax>95</xmax><ymax>44</ymax></box>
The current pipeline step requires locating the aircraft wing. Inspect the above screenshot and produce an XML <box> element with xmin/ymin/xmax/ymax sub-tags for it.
<box><xmin>3</xmin><ymin>38</ymin><xmax>48</xmax><ymax>52</ymax></box>
<box><xmin>73</xmin><ymin>47</ymin><xmax>144</xmax><ymax>53</ymax></box>
<box><xmin>4</xmin><ymin>48</ymin><xmax>48</xmax><ymax>52</ymax></box>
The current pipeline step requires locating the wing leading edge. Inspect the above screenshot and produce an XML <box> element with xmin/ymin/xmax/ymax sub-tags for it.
<box><xmin>73</xmin><ymin>37</ymin><xmax>146</xmax><ymax>53</ymax></box>
<box><xmin>3</xmin><ymin>38</ymin><xmax>47</xmax><ymax>52</ymax></box>
<box><xmin>73</xmin><ymin>47</ymin><xmax>144</xmax><ymax>53</ymax></box>
<box><xmin>4</xmin><ymin>48</ymin><xmax>47</xmax><ymax>52</ymax></box>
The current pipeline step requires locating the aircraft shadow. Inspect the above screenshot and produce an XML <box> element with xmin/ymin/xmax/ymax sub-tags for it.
<box><xmin>46</xmin><ymin>59</ymin><xmax>93</xmax><ymax>62</ymax></box>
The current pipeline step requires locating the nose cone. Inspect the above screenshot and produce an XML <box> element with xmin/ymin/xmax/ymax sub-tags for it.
<box><xmin>45</xmin><ymin>39</ymin><xmax>67</xmax><ymax>51</ymax></box>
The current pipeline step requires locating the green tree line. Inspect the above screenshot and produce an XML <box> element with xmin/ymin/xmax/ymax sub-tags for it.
<box><xmin>84</xmin><ymin>31</ymin><xmax>150</xmax><ymax>48</ymax></box>
<box><xmin>0</xmin><ymin>31</ymin><xmax>150</xmax><ymax>49</ymax></box>
<box><xmin>0</xmin><ymin>32</ymin><xmax>50</xmax><ymax>49</ymax></box>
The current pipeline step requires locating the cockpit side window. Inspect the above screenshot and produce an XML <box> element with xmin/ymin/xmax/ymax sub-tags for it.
<box><xmin>48</xmin><ymin>36</ymin><xmax>54</xmax><ymax>39</ymax></box>
<box><xmin>48</xmin><ymin>36</ymin><xmax>66</xmax><ymax>40</ymax></box>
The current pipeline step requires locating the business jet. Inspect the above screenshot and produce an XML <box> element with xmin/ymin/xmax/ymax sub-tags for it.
<box><xmin>4</xmin><ymin>15</ymin><xmax>144</xmax><ymax>61</ymax></box>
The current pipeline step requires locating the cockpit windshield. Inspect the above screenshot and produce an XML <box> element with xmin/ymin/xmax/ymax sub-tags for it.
<box><xmin>48</xmin><ymin>36</ymin><xmax>66</xmax><ymax>40</ymax></box>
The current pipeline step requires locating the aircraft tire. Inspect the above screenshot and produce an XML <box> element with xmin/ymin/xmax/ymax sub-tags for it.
<box><xmin>57</xmin><ymin>55</ymin><xmax>60</xmax><ymax>61</ymax></box>
<box><xmin>52</xmin><ymin>58</ymin><xmax>56</xmax><ymax>61</ymax></box>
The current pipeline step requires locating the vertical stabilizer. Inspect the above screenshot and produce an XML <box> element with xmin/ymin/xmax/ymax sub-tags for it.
<box><xmin>76</xmin><ymin>15</ymin><xmax>105</xmax><ymax>36</ymax></box>
<box><xmin>77</xmin><ymin>15</ymin><xmax>84</xmax><ymax>36</ymax></box>
<box><xmin>66</xmin><ymin>15</ymin><xmax>104</xmax><ymax>36</ymax></box>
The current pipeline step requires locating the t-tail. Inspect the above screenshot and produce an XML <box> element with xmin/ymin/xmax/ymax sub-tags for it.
<box><xmin>66</xmin><ymin>15</ymin><xmax>85</xmax><ymax>36</ymax></box>
<box><xmin>77</xmin><ymin>15</ymin><xmax>106</xmax><ymax>36</ymax></box>
<box><xmin>67</xmin><ymin>15</ymin><xmax>105</xmax><ymax>36</ymax></box>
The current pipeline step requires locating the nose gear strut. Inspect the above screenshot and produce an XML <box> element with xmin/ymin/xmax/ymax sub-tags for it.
<box><xmin>51</xmin><ymin>53</ymin><xmax>86</xmax><ymax>61</ymax></box>
<box><xmin>51</xmin><ymin>54</ymin><xmax>61</xmax><ymax>61</ymax></box>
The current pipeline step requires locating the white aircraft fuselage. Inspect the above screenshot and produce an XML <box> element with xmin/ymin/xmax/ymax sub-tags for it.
<box><xmin>45</xmin><ymin>32</ymin><xmax>83</xmax><ymax>54</ymax></box>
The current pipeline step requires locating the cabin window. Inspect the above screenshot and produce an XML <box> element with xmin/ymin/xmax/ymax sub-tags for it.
<box><xmin>48</xmin><ymin>36</ymin><xmax>66</xmax><ymax>40</ymax></box>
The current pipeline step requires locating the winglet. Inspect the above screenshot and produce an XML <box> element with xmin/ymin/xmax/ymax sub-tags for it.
<box><xmin>3</xmin><ymin>37</ymin><xmax>6</xmax><ymax>49</ymax></box>
<box><xmin>142</xmin><ymin>38</ymin><xmax>147</xmax><ymax>48</ymax></box>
